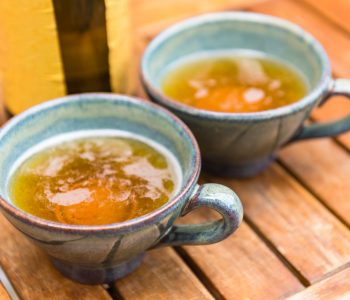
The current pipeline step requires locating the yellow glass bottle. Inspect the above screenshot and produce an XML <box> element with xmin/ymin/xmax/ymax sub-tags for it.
<box><xmin>0</xmin><ymin>0</ymin><xmax>134</xmax><ymax>115</ymax></box>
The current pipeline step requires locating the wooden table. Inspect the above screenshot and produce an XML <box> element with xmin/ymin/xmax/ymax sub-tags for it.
<box><xmin>1</xmin><ymin>0</ymin><xmax>350</xmax><ymax>299</ymax></box>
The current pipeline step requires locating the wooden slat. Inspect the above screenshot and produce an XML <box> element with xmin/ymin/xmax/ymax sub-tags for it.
<box><xmin>251</xmin><ymin>0</ymin><xmax>350</xmax><ymax>149</ymax></box>
<box><xmin>279</xmin><ymin>139</ymin><xmax>350</xmax><ymax>226</ymax></box>
<box><xmin>250</xmin><ymin>0</ymin><xmax>350</xmax><ymax>229</ymax></box>
<box><xmin>180</xmin><ymin>210</ymin><xmax>303</xmax><ymax>300</ymax></box>
<box><xmin>302</xmin><ymin>0</ymin><xmax>350</xmax><ymax>34</ymax></box>
<box><xmin>115</xmin><ymin>247</ymin><xmax>214</xmax><ymax>300</ymax></box>
<box><xmin>0</xmin><ymin>214</ymin><xmax>111</xmax><ymax>300</ymax></box>
<box><xmin>287</xmin><ymin>267</ymin><xmax>350</xmax><ymax>300</ymax></box>
<box><xmin>207</xmin><ymin>164</ymin><xmax>350</xmax><ymax>284</ymax></box>
<box><xmin>131</xmin><ymin>0</ymin><xmax>266</xmax><ymax>37</ymax></box>
<box><xmin>0</xmin><ymin>2</ymin><xmax>349</xmax><ymax>298</ymax></box>
<box><xmin>0</xmin><ymin>283</ymin><xmax>10</xmax><ymax>300</ymax></box>
<box><xmin>135</xmin><ymin>0</ymin><xmax>350</xmax><ymax>150</ymax></box>
<box><xmin>251</xmin><ymin>0</ymin><xmax>350</xmax><ymax>78</ymax></box>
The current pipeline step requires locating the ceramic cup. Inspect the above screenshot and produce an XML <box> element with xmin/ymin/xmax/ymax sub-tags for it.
<box><xmin>0</xmin><ymin>94</ymin><xmax>243</xmax><ymax>284</ymax></box>
<box><xmin>141</xmin><ymin>12</ymin><xmax>350</xmax><ymax>178</ymax></box>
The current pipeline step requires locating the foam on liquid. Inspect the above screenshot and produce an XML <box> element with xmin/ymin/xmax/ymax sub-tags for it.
<box><xmin>8</xmin><ymin>130</ymin><xmax>182</xmax><ymax>225</ymax></box>
<box><xmin>161</xmin><ymin>50</ymin><xmax>309</xmax><ymax>113</ymax></box>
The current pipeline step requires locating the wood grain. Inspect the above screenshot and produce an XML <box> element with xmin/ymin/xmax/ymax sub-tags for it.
<box><xmin>115</xmin><ymin>247</ymin><xmax>214</xmax><ymax>300</ymax></box>
<box><xmin>251</xmin><ymin>0</ymin><xmax>350</xmax><ymax>78</ymax></box>
<box><xmin>302</xmin><ymin>0</ymin><xmax>350</xmax><ymax>34</ymax></box>
<box><xmin>131</xmin><ymin>0</ymin><xmax>266</xmax><ymax>37</ymax></box>
<box><xmin>279</xmin><ymin>138</ymin><xmax>350</xmax><ymax>226</ymax></box>
<box><xmin>251</xmin><ymin>0</ymin><xmax>350</xmax><ymax>148</ymax></box>
<box><xmin>1</xmin><ymin>1</ymin><xmax>350</xmax><ymax>299</ymax></box>
<box><xmin>134</xmin><ymin>0</ymin><xmax>350</xmax><ymax>150</ymax></box>
<box><xmin>287</xmin><ymin>267</ymin><xmax>350</xmax><ymax>300</ymax></box>
<box><xmin>180</xmin><ymin>210</ymin><xmax>303</xmax><ymax>300</ymax></box>
<box><xmin>0</xmin><ymin>214</ymin><xmax>111</xmax><ymax>300</ymax></box>
<box><xmin>0</xmin><ymin>283</ymin><xmax>10</xmax><ymax>300</ymax></box>
<box><xmin>207</xmin><ymin>164</ymin><xmax>350</xmax><ymax>283</ymax></box>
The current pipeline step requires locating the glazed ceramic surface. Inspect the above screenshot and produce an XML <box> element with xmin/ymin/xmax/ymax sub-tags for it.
<box><xmin>142</xmin><ymin>12</ymin><xmax>350</xmax><ymax>177</ymax></box>
<box><xmin>0</xmin><ymin>94</ymin><xmax>243</xmax><ymax>284</ymax></box>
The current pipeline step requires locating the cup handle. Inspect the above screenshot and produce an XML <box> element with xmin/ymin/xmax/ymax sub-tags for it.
<box><xmin>288</xmin><ymin>79</ymin><xmax>350</xmax><ymax>143</ymax></box>
<box><xmin>153</xmin><ymin>183</ymin><xmax>243</xmax><ymax>247</ymax></box>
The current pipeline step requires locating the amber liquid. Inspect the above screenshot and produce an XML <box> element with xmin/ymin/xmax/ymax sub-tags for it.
<box><xmin>9</xmin><ymin>133</ymin><xmax>179</xmax><ymax>225</ymax></box>
<box><xmin>161</xmin><ymin>52</ymin><xmax>308</xmax><ymax>113</ymax></box>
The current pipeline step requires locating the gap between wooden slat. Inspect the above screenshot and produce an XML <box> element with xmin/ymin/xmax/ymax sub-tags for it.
<box><xmin>206</xmin><ymin>164</ymin><xmax>350</xmax><ymax>284</ymax></box>
<box><xmin>276</xmin><ymin>159</ymin><xmax>350</xmax><ymax>231</ymax></box>
<box><xmin>114</xmin><ymin>247</ymin><xmax>214</xmax><ymax>300</ymax></box>
<box><xmin>0</xmin><ymin>213</ymin><xmax>112</xmax><ymax>300</ymax></box>
<box><xmin>0</xmin><ymin>2</ymin><xmax>347</xmax><ymax>298</ymax></box>
<box><xmin>136</xmin><ymin>0</ymin><xmax>350</xmax><ymax>152</ymax></box>
<box><xmin>276</xmin><ymin>117</ymin><xmax>349</xmax><ymax>227</ymax></box>
<box><xmin>189</xmin><ymin>142</ymin><xmax>350</xmax><ymax>289</ymax></box>
<box><xmin>110</xmin><ymin>2</ymin><xmax>349</xmax><ymax>296</ymax></box>
<box><xmin>244</xmin><ymin>171</ymin><xmax>350</xmax><ymax>286</ymax></box>
<box><xmin>286</xmin><ymin>266</ymin><xmax>350</xmax><ymax>299</ymax></box>
<box><xmin>246</xmin><ymin>0</ymin><xmax>350</xmax><ymax>151</ymax></box>
<box><xmin>173</xmin><ymin>175</ymin><xmax>306</xmax><ymax>299</ymax></box>
<box><xmin>313</xmin><ymin>261</ymin><xmax>350</xmax><ymax>286</ymax></box>
<box><xmin>107</xmin><ymin>284</ymin><xmax>124</xmax><ymax>300</ymax></box>
<box><xmin>242</xmin><ymin>217</ymin><xmax>310</xmax><ymax>287</ymax></box>
<box><xmin>331</xmin><ymin>137</ymin><xmax>350</xmax><ymax>155</ymax></box>
<box><xmin>174</xmin><ymin>246</ymin><xmax>225</xmax><ymax>300</ymax></box>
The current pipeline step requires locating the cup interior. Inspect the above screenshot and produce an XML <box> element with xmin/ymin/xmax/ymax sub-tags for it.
<box><xmin>142</xmin><ymin>12</ymin><xmax>329</xmax><ymax>100</ymax></box>
<box><xmin>0</xmin><ymin>94</ymin><xmax>199</xmax><ymax>212</ymax></box>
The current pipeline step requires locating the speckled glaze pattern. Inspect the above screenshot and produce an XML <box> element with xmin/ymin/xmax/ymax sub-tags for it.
<box><xmin>0</xmin><ymin>94</ymin><xmax>243</xmax><ymax>284</ymax></box>
<box><xmin>142</xmin><ymin>12</ymin><xmax>350</xmax><ymax>177</ymax></box>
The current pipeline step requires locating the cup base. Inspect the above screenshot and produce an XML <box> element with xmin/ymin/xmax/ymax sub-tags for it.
<box><xmin>51</xmin><ymin>253</ymin><xmax>145</xmax><ymax>284</ymax></box>
<box><xmin>203</xmin><ymin>156</ymin><xmax>274</xmax><ymax>178</ymax></box>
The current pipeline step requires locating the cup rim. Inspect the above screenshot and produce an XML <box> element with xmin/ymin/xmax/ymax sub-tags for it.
<box><xmin>0</xmin><ymin>93</ymin><xmax>201</xmax><ymax>234</ymax></box>
<box><xmin>141</xmin><ymin>12</ymin><xmax>332</xmax><ymax>121</ymax></box>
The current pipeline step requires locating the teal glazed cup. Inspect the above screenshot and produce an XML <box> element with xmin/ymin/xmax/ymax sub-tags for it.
<box><xmin>141</xmin><ymin>12</ymin><xmax>350</xmax><ymax>178</ymax></box>
<box><xmin>0</xmin><ymin>94</ymin><xmax>243</xmax><ymax>284</ymax></box>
